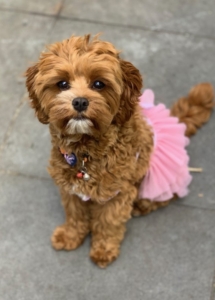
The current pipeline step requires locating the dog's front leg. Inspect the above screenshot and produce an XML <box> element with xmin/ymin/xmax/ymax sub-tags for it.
<box><xmin>51</xmin><ymin>190</ymin><xmax>90</xmax><ymax>251</ymax></box>
<box><xmin>90</xmin><ymin>186</ymin><xmax>136</xmax><ymax>268</ymax></box>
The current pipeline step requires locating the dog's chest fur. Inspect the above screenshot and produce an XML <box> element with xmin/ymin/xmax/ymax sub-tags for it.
<box><xmin>48</xmin><ymin>110</ymin><xmax>153</xmax><ymax>202</ymax></box>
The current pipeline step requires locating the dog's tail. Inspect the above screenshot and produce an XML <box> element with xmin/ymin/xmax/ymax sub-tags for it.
<box><xmin>171</xmin><ymin>83</ymin><xmax>214</xmax><ymax>137</ymax></box>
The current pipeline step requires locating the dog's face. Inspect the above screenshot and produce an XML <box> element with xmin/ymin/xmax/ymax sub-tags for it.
<box><xmin>26</xmin><ymin>35</ymin><xmax>142</xmax><ymax>136</ymax></box>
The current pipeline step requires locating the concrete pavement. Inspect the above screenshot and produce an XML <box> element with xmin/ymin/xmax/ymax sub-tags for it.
<box><xmin>0</xmin><ymin>1</ymin><xmax>215</xmax><ymax>299</ymax></box>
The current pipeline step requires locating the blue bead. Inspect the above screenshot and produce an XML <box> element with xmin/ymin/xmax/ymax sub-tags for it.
<box><xmin>65</xmin><ymin>153</ymin><xmax>77</xmax><ymax>166</ymax></box>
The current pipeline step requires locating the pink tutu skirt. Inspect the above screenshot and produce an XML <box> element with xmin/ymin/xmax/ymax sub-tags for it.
<box><xmin>138</xmin><ymin>90</ymin><xmax>192</xmax><ymax>202</ymax></box>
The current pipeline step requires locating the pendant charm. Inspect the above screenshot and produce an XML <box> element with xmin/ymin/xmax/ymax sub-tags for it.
<box><xmin>77</xmin><ymin>172</ymin><xmax>83</xmax><ymax>179</ymax></box>
<box><xmin>83</xmin><ymin>172</ymin><xmax>90</xmax><ymax>181</ymax></box>
<box><xmin>64</xmin><ymin>153</ymin><xmax>77</xmax><ymax>166</ymax></box>
<box><xmin>59</xmin><ymin>148</ymin><xmax>77</xmax><ymax>167</ymax></box>
<box><xmin>77</xmin><ymin>154</ymin><xmax>90</xmax><ymax>181</ymax></box>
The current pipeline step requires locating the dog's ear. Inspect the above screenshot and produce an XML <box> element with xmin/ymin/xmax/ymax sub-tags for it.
<box><xmin>25</xmin><ymin>64</ymin><xmax>49</xmax><ymax>124</ymax></box>
<box><xmin>115</xmin><ymin>59</ymin><xmax>143</xmax><ymax>124</ymax></box>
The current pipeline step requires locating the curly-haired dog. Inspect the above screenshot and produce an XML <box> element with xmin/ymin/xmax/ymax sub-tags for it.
<box><xmin>25</xmin><ymin>35</ymin><xmax>214</xmax><ymax>268</ymax></box>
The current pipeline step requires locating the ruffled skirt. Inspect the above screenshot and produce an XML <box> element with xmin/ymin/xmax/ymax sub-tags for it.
<box><xmin>138</xmin><ymin>90</ymin><xmax>192</xmax><ymax>202</ymax></box>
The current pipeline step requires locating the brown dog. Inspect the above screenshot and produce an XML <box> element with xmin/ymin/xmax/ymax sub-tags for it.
<box><xmin>25</xmin><ymin>34</ymin><xmax>214</xmax><ymax>268</ymax></box>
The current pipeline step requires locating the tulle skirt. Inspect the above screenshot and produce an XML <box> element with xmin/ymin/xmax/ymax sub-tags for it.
<box><xmin>138</xmin><ymin>90</ymin><xmax>192</xmax><ymax>202</ymax></box>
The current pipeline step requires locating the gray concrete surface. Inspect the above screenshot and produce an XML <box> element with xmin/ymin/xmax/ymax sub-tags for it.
<box><xmin>0</xmin><ymin>1</ymin><xmax>215</xmax><ymax>299</ymax></box>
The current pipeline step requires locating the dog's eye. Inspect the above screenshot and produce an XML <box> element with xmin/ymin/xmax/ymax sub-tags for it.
<box><xmin>92</xmin><ymin>81</ymin><xmax>105</xmax><ymax>90</ymax></box>
<box><xmin>57</xmin><ymin>81</ymin><xmax>70</xmax><ymax>90</ymax></box>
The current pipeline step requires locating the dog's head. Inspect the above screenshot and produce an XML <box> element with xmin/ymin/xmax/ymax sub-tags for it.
<box><xmin>26</xmin><ymin>35</ymin><xmax>142</xmax><ymax>136</ymax></box>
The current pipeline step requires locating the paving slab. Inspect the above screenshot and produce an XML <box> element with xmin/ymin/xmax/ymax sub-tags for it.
<box><xmin>0</xmin><ymin>11</ymin><xmax>54</xmax><ymax>145</ymax></box>
<box><xmin>0</xmin><ymin>174</ymin><xmax>215</xmax><ymax>300</ymax></box>
<box><xmin>0</xmin><ymin>102</ymin><xmax>51</xmax><ymax>178</ymax></box>
<box><xmin>0</xmin><ymin>0</ymin><xmax>62</xmax><ymax>15</ymax></box>
<box><xmin>181</xmin><ymin>117</ymin><xmax>215</xmax><ymax>210</ymax></box>
<box><xmin>60</xmin><ymin>0</ymin><xmax>215</xmax><ymax>38</ymax></box>
<box><xmin>0</xmin><ymin>11</ymin><xmax>54</xmax><ymax>40</ymax></box>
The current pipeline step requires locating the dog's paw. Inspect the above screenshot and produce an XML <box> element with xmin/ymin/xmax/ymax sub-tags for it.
<box><xmin>90</xmin><ymin>242</ymin><xmax>119</xmax><ymax>268</ymax></box>
<box><xmin>51</xmin><ymin>225</ymin><xmax>83</xmax><ymax>251</ymax></box>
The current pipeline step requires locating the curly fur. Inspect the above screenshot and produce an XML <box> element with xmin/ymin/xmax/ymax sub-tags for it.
<box><xmin>25</xmin><ymin>34</ymin><xmax>214</xmax><ymax>268</ymax></box>
<box><xmin>171</xmin><ymin>83</ymin><xmax>214</xmax><ymax>136</ymax></box>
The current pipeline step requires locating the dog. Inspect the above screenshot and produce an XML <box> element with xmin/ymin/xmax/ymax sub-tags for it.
<box><xmin>25</xmin><ymin>34</ymin><xmax>214</xmax><ymax>268</ymax></box>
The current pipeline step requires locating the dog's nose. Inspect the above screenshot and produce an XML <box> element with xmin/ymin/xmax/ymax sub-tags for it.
<box><xmin>72</xmin><ymin>97</ymin><xmax>89</xmax><ymax>112</ymax></box>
